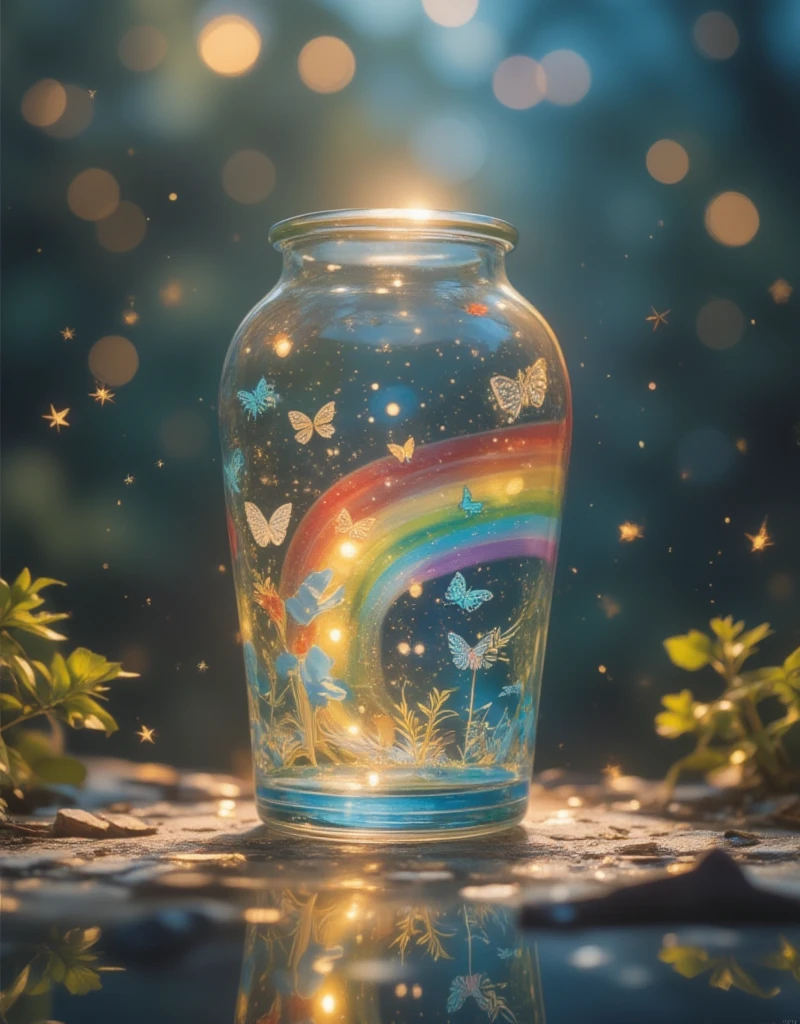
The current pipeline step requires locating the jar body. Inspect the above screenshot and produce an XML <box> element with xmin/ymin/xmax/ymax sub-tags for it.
<box><xmin>219</xmin><ymin>214</ymin><xmax>571</xmax><ymax>839</ymax></box>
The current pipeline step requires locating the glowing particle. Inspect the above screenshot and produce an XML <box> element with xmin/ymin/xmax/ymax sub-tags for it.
<box><xmin>298</xmin><ymin>36</ymin><xmax>356</xmax><ymax>94</ymax></box>
<box><xmin>122</xmin><ymin>308</ymin><xmax>139</xmax><ymax>325</ymax></box>
<box><xmin>397</xmin><ymin>642</ymin><xmax>410</xmax><ymax>655</ymax></box>
<box><xmin>729</xmin><ymin>748</ymin><xmax>747</xmax><ymax>765</ymax></box>
<box><xmin>646</xmin><ymin>139</ymin><xmax>689</xmax><ymax>185</ymax></box>
<box><xmin>156</xmin><ymin>459</ymin><xmax>164</xmax><ymax>468</ymax></box>
<box><xmin>386</xmin><ymin>402</ymin><xmax>400</xmax><ymax>416</ymax></box>
<box><xmin>370</xmin><ymin>382</ymin><xmax>379</xmax><ymax>390</ymax></box>
<box><xmin>136</xmin><ymin>724</ymin><xmax>156</xmax><ymax>743</ymax></box>
<box><xmin>705</xmin><ymin>192</ymin><xmax>759</xmax><ymax>247</ymax></box>
<box><xmin>413</xmin><ymin>643</ymin><xmax>425</xmax><ymax>655</ymax></box>
<box><xmin>60</xmin><ymin>326</ymin><xmax>75</xmax><ymax>340</ymax></box>
<box><xmin>648</xmin><ymin>382</ymin><xmax>656</xmax><ymax>390</ymax></box>
<box><xmin>745</xmin><ymin>518</ymin><xmax>773</xmax><ymax>553</ymax></box>
<box><xmin>328</xmin><ymin>628</ymin><xmax>342</xmax><ymax>643</ymax></box>
<box><xmin>123</xmin><ymin>474</ymin><xmax>134</xmax><ymax>486</ymax></box>
<box><xmin>395</xmin><ymin>984</ymin><xmax>408</xmax><ymax>998</ymax></box>
<box><xmin>90</xmin><ymin>385</ymin><xmax>115</xmax><ymax>405</ymax></box>
<box><xmin>198</xmin><ymin>15</ymin><xmax>261</xmax><ymax>77</ymax></box>
<box><xmin>367</xmin><ymin>772</ymin><xmax>380</xmax><ymax>787</ymax></box>
<box><xmin>339</xmin><ymin>541</ymin><xmax>357</xmax><ymax>559</ymax></box>
<box><xmin>347</xmin><ymin>724</ymin><xmax>360</xmax><ymax>735</ymax></box>
<box><xmin>408</xmin><ymin>583</ymin><xmax>423</xmax><ymax>598</ymax></box>
<box><xmin>42</xmin><ymin>404</ymin><xmax>70</xmax><ymax>432</ymax></box>
<box><xmin>412</xmin><ymin>985</ymin><xmax>422</xmax><ymax>999</ymax></box>
<box><xmin>168</xmin><ymin>192</ymin><xmax>178</xmax><ymax>201</ymax></box>
<box><xmin>21</xmin><ymin>78</ymin><xmax>67</xmax><ymax>127</ymax></box>
<box><xmin>645</xmin><ymin>307</ymin><xmax>670</xmax><ymax>331</ymax></box>
<box><xmin>273</xmin><ymin>334</ymin><xmax>293</xmax><ymax>358</ymax></box>
<box><xmin>197</xmin><ymin>660</ymin><xmax>209</xmax><ymax>672</ymax></box>
<box><xmin>603</xmin><ymin>764</ymin><xmax>623</xmax><ymax>782</ymax></box>
<box><xmin>638</xmin><ymin>440</ymin><xmax>645</xmax><ymax>448</ymax></box>
<box><xmin>422</xmin><ymin>0</ymin><xmax>477</xmax><ymax>28</ymax></box>
<box><xmin>598</xmin><ymin>664</ymin><xmax>607</xmax><ymax>674</ymax></box>
<box><xmin>769</xmin><ymin>279</ymin><xmax>793</xmax><ymax>304</ymax></box>
<box><xmin>618</xmin><ymin>521</ymin><xmax>644</xmax><ymax>542</ymax></box>
<box><xmin>735</xmin><ymin>438</ymin><xmax>747</xmax><ymax>453</ymax></box>
<box><xmin>505</xmin><ymin>476</ymin><xmax>524</xmax><ymax>495</ymax></box>
<box><xmin>68</xmin><ymin>168</ymin><xmax>120</xmax><ymax>222</ymax></box>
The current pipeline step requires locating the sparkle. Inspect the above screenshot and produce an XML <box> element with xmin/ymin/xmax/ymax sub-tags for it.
<box><xmin>618</xmin><ymin>521</ymin><xmax>644</xmax><ymax>542</ymax></box>
<box><xmin>168</xmin><ymin>192</ymin><xmax>178</xmax><ymax>201</ymax></box>
<box><xmin>768</xmin><ymin>278</ymin><xmax>793</xmax><ymax>304</ymax></box>
<box><xmin>386</xmin><ymin>402</ymin><xmax>400</xmax><ymax>416</ymax></box>
<box><xmin>408</xmin><ymin>583</ymin><xmax>423</xmax><ymax>598</ymax></box>
<box><xmin>90</xmin><ymin>384</ymin><xmax>115</xmax><ymax>405</ymax></box>
<box><xmin>155</xmin><ymin>459</ymin><xmax>164</xmax><ymax>468</ymax></box>
<box><xmin>648</xmin><ymin>382</ymin><xmax>657</xmax><ymax>390</ymax></box>
<box><xmin>645</xmin><ymin>306</ymin><xmax>671</xmax><ymax>331</ymax></box>
<box><xmin>43</xmin><ymin>404</ymin><xmax>70</xmax><ymax>432</ymax></box>
<box><xmin>735</xmin><ymin>437</ymin><xmax>748</xmax><ymax>453</ymax></box>
<box><xmin>136</xmin><ymin>724</ymin><xmax>156</xmax><ymax>744</ymax></box>
<box><xmin>745</xmin><ymin>518</ymin><xmax>774</xmax><ymax>553</ymax></box>
<box><xmin>124</xmin><ymin>474</ymin><xmax>135</xmax><ymax>485</ymax></box>
<box><xmin>60</xmin><ymin>326</ymin><xmax>76</xmax><ymax>340</ymax></box>
<box><xmin>603</xmin><ymin>763</ymin><xmax>623</xmax><ymax>782</ymax></box>
<box><xmin>273</xmin><ymin>334</ymin><xmax>293</xmax><ymax>358</ymax></box>
<box><xmin>88</xmin><ymin>89</ymin><xmax>96</xmax><ymax>99</ymax></box>
<box><xmin>197</xmin><ymin>660</ymin><xmax>209</xmax><ymax>672</ymax></box>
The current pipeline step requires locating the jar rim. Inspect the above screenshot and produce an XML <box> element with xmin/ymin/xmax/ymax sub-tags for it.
<box><xmin>268</xmin><ymin>208</ymin><xmax>518</xmax><ymax>250</ymax></box>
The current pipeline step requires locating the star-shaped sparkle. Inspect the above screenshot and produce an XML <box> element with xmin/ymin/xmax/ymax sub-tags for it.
<box><xmin>43</xmin><ymin>404</ymin><xmax>70</xmax><ymax>432</ymax></box>
<box><xmin>124</xmin><ymin>474</ymin><xmax>135</xmax><ymax>485</ymax></box>
<box><xmin>136</xmin><ymin>724</ymin><xmax>156</xmax><ymax>744</ymax></box>
<box><xmin>88</xmin><ymin>89</ymin><xmax>97</xmax><ymax>99</ymax></box>
<box><xmin>745</xmin><ymin>518</ymin><xmax>774</xmax><ymax>553</ymax></box>
<box><xmin>155</xmin><ymin>459</ymin><xmax>164</xmax><ymax>468</ymax></box>
<box><xmin>60</xmin><ymin>326</ymin><xmax>76</xmax><ymax>340</ymax></box>
<box><xmin>618</xmin><ymin>521</ymin><xmax>644</xmax><ymax>542</ymax></box>
<box><xmin>90</xmin><ymin>385</ymin><xmax>115</xmax><ymax>405</ymax></box>
<box><xmin>645</xmin><ymin>307</ymin><xmax>671</xmax><ymax>331</ymax></box>
<box><xmin>197</xmin><ymin>660</ymin><xmax>209</xmax><ymax>672</ymax></box>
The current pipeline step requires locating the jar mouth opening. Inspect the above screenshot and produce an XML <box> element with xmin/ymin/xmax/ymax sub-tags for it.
<box><xmin>268</xmin><ymin>208</ymin><xmax>518</xmax><ymax>251</ymax></box>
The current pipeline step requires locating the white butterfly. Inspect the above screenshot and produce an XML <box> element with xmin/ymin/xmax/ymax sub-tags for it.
<box><xmin>490</xmin><ymin>358</ymin><xmax>548</xmax><ymax>421</ymax></box>
<box><xmin>387</xmin><ymin>437</ymin><xmax>415</xmax><ymax>463</ymax></box>
<box><xmin>447</xmin><ymin>631</ymin><xmax>498</xmax><ymax>672</ymax></box>
<box><xmin>244</xmin><ymin>501</ymin><xmax>292</xmax><ymax>547</ymax></box>
<box><xmin>288</xmin><ymin>402</ymin><xmax>336</xmax><ymax>445</ymax></box>
<box><xmin>335</xmin><ymin>508</ymin><xmax>376</xmax><ymax>541</ymax></box>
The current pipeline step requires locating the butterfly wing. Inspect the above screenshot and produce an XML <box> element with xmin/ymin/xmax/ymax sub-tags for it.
<box><xmin>350</xmin><ymin>517</ymin><xmax>376</xmax><ymax>541</ymax></box>
<box><xmin>313</xmin><ymin>401</ymin><xmax>336</xmax><ymax>439</ymax></box>
<box><xmin>448</xmin><ymin>632</ymin><xmax>472</xmax><ymax>670</ymax></box>
<box><xmin>490</xmin><ymin>374</ymin><xmax>524</xmax><ymax>421</ymax></box>
<box><xmin>334</xmin><ymin>508</ymin><xmax>353</xmax><ymax>535</ymax></box>
<box><xmin>288</xmin><ymin>410</ymin><xmax>314</xmax><ymax>445</ymax></box>
<box><xmin>470</xmin><ymin>632</ymin><xmax>495</xmax><ymax>669</ymax></box>
<box><xmin>460</xmin><ymin>486</ymin><xmax>472</xmax><ymax>510</ymax></box>
<box><xmin>225</xmin><ymin>449</ymin><xmax>245</xmax><ymax>494</ymax></box>
<box><xmin>238</xmin><ymin>390</ymin><xmax>259</xmax><ymax>419</ymax></box>
<box><xmin>253</xmin><ymin>377</ymin><xmax>269</xmax><ymax>412</ymax></box>
<box><xmin>523</xmin><ymin>358</ymin><xmax>548</xmax><ymax>410</ymax></box>
<box><xmin>445</xmin><ymin>572</ymin><xmax>467</xmax><ymax>607</ymax></box>
<box><xmin>245</xmin><ymin>501</ymin><xmax>272</xmax><ymax>547</ymax></box>
<box><xmin>403</xmin><ymin>437</ymin><xmax>415</xmax><ymax>461</ymax></box>
<box><xmin>387</xmin><ymin>443</ymin><xmax>406</xmax><ymax>463</ymax></box>
<box><xmin>463</xmin><ymin>588</ymin><xmax>493</xmax><ymax>613</ymax></box>
<box><xmin>266</xmin><ymin>503</ymin><xmax>292</xmax><ymax>546</ymax></box>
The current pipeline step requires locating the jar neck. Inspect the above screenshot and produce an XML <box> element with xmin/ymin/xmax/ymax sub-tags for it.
<box><xmin>277</xmin><ymin>235</ymin><xmax>509</xmax><ymax>287</ymax></box>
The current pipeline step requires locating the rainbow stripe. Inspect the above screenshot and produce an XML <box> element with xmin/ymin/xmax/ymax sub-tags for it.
<box><xmin>280</xmin><ymin>421</ymin><xmax>569</xmax><ymax>692</ymax></box>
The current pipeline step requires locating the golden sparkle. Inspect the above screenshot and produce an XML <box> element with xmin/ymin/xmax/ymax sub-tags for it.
<box><xmin>90</xmin><ymin>384</ymin><xmax>115</xmax><ymax>405</ymax></box>
<box><xmin>603</xmin><ymin>763</ymin><xmax>623</xmax><ymax>782</ymax></box>
<box><xmin>124</xmin><ymin>474</ymin><xmax>135</xmax><ymax>485</ymax></box>
<box><xmin>156</xmin><ymin>459</ymin><xmax>164</xmax><ymax>468</ymax></box>
<box><xmin>60</xmin><ymin>326</ymin><xmax>76</xmax><ymax>340</ymax></box>
<box><xmin>769</xmin><ymin>278</ymin><xmax>793</xmax><ymax>304</ymax></box>
<box><xmin>618</xmin><ymin>521</ymin><xmax>644</xmax><ymax>542</ymax></box>
<box><xmin>645</xmin><ymin>307</ymin><xmax>671</xmax><ymax>331</ymax></box>
<box><xmin>43</xmin><ymin>404</ymin><xmax>70</xmax><ymax>432</ymax></box>
<box><xmin>136</xmin><ymin>724</ymin><xmax>156</xmax><ymax>744</ymax></box>
<box><xmin>197</xmin><ymin>660</ymin><xmax>209</xmax><ymax>672</ymax></box>
<box><xmin>745</xmin><ymin>518</ymin><xmax>774</xmax><ymax>553</ymax></box>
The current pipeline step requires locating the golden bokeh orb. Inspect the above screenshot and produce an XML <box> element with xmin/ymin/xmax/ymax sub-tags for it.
<box><xmin>704</xmin><ymin>191</ymin><xmax>759</xmax><ymax>246</ymax></box>
<box><xmin>222</xmin><ymin>150</ymin><xmax>276</xmax><ymax>204</ymax></box>
<box><xmin>540</xmin><ymin>50</ymin><xmax>591</xmax><ymax>106</ymax></box>
<box><xmin>96</xmin><ymin>201</ymin><xmax>148</xmax><ymax>253</ymax></box>
<box><xmin>198</xmin><ymin>15</ymin><xmax>261</xmax><ymax>77</ymax></box>
<box><xmin>21</xmin><ymin>78</ymin><xmax>67</xmax><ymax>127</ymax></box>
<box><xmin>119</xmin><ymin>25</ymin><xmax>168</xmax><ymax>72</ymax></box>
<box><xmin>646</xmin><ymin>139</ymin><xmax>690</xmax><ymax>184</ymax></box>
<box><xmin>298</xmin><ymin>36</ymin><xmax>356</xmax><ymax>94</ymax></box>
<box><xmin>694</xmin><ymin>11</ymin><xmax>739</xmax><ymax>60</ymax></box>
<box><xmin>422</xmin><ymin>0</ymin><xmax>478</xmax><ymax>28</ymax></box>
<box><xmin>44</xmin><ymin>85</ymin><xmax>94</xmax><ymax>139</ymax></box>
<box><xmin>492</xmin><ymin>56</ymin><xmax>546</xmax><ymax>110</ymax></box>
<box><xmin>67</xmin><ymin>169</ymin><xmax>120</xmax><ymax>222</ymax></box>
<box><xmin>88</xmin><ymin>335</ymin><xmax>139</xmax><ymax>386</ymax></box>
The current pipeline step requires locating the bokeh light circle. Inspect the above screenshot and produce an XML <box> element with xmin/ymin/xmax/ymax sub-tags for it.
<box><xmin>21</xmin><ymin>79</ymin><xmax>67</xmax><ymax>127</ymax></box>
<box><xmin>677</xmin><ymin>428</ymin><xmax>735</xmax><ymax>483</ymax></box>
<box><xmin>88</xmin><ymin>335</ymin><xmax>139</xmax><ymax>386</ymax></box>
<box><xmin>222</xmin><ymin>150</ymin><xmax>276</xmax><ymax>204</ymax></box>
<box><xmin>411</xmin><ymin>114</ymin><xmax>486</xmax><ymax>184</ymax></box>
<box><xmin>96</xmin><ymin>201</ymin><xmax>147</xmax><ymax>252</ymax></box>
<box><xmin>422</xmin><ymin>0</ymin><xmax>478</xmax><ymax>28</ymax></box>
<box><xmin>646</xmin><ymin>139</ymin><xmax>689</xmax><ymax>184</ymax></box>
<box><xmin>198</xmin><ymin>15</ymin><xmax>261</xmax><ymax>77</ymax></box>
<box><xmin>298</xmin><ymin>36</ymin><xmax>356</xmax><ymax>93</ymax></box>
<box><xmin>696</xmin><ymin>298</ymin><xmax>745</xmax><ymax>350</ymax></box>
<box><xmin>694</xmin><ymin>11</ymin><xmax>739</xmax><ymax>60</ymax></box>
<box><xmin>119</xmin><ymin>25</ymin><xmax>168</xmax><ymax>72</ymax></box>
<box><xmin>43</xmin><ymin>85</ymin><xmax>94</xmax><ymax>138</ymax></box>
<box><xmin>493</xmin><ymin>56</ymin><xmax>547</xmax><ymax>109</ymax></box>
<box><xmin>541</xmin><ymin>50</ymin><xmax>591</xmax><ymax>105</ymax></box>
<box><xmin>704</xmin><ymin>191</ymin><xmax>759</xmax><ymax>246</ymax></box>
<box><xmin>67</xmin><ymin>169</ymin><xmax>120</xmax><ymax>222</ymax></box>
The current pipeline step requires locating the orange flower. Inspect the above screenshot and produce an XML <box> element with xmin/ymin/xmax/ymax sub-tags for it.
<box><xmin>291</xmin><ymin>625</ymin><xmax>314</xmax><ymax>657</ymax></box>
<box><xmin>253</xmin><ymin>576</ymin><xmax>285</xmax><ymax>632</ymax></box>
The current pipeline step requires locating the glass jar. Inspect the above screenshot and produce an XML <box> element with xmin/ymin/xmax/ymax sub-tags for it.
<box><xmin>220</xmin><ymin>209</ymin><xmax>571</xmax><ymax>840</ymax></box>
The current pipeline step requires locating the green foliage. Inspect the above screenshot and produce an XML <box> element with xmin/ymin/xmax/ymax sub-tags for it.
<box><xmin>392</xmin><ymin>686</ymin><xmax>457</xmax><ymax>765</ymax></box>
<box><xmin>656</xmin><ymin>616</ymin><xmax>800</xmax><ymax>793</ymax></box>
<box><xmin>0</xmin><ymin>926</ymin><xmax>123</xmax><ymax>1014</ymax></box>
<box><xmin>0</xmin><ymin>569</ymin><xmax>137</xmax><ymax>807</ymax></box>
<box><xmin>659</xmin><ymin>943</ymin><xmax>780</xmax><ymax>999</ymax></box>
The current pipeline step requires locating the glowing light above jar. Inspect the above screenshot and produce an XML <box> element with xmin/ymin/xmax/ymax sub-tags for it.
<box><xmin>21</xmin><ymin>79</ymin><xmax>67</xmax><ymax>127</ymax></box>
<box><xmin>298</xmin><ymin>36</ymin><xmax>356</xmax><ymax>93</ymax></box>
<box><xmin>96</xmin><ymin>201</ymin><xmax>147</xmax><ymax>253</ymax></box>
<box><xmin>422</xmin><ymin>0</ymin><xmax>478</xmax><ymax>28</ymax></box>
<box><xmin>88</xmin><ymin>335</ymin><xmax>139</xmax><ymax>386</ymax></box>
<box><xmin>119</xmin><ymin>25</ymin><xmax>168</xmax><ymax>72</ymax></box>
<box><xmin>386</xmin><ymin>402</ymin><xmax>400</xmax><ymax>416</ymax></box>
<box><xmin>68</xmin><ymin>169</ymin><xmax>120</xmax><ymax>221</ymax></box>
<box><xmin>704</xmin><ymin>191</ymin><xmax>759</xmax><ymax>246</ymax></box>
<box><xmin>646</xmin><ymin>139</ymin><xmax>690</xmax><ymax>184</ymax></box>
<box><xmin>222</xmin><ymin>150</ymin><xmax>276</xmax><ymax>204</ymax></box>
<box><xmin>273</xmin><ymin>334</ymin><xmax>293</xmax><ymax>358</ymax></box>
<box><xmin>198</xmin><ymin>15</ymin><xmax>261</xmax><ymax>76</ymax></box>
<box><xmin>694</xmin><ymin>11</ymin><xmax>739</xmax><ymax>60</ymax></box>
<box><xmin>493</xmin><ymin>56</ymin><xmax>546</xmax><ymax>109</ymax></box>
<box><xmin>540</xmin><ymin>50</ymin><xmax>591</xmax><ymax>106</ymax></box>
<box><xmin>696</xmin><ymin>298</ymin><xmax>744</xmax><ymax>350</ymax></box>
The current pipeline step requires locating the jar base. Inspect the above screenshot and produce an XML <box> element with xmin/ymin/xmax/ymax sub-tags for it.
<box><xmin>255</xmin><ymin>765</ymin><xmax>529</xmax><ymax>842</ymax></box>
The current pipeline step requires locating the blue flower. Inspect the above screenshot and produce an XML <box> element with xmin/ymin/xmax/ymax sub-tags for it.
<box><xmin>276</xmin><ymin>645</ymin><xmax>350</xmax><ymax>706</ymax></box>
<box><xmin>242</xmin><ymin>640</ymin><xmax>269</xmax><ymax>697</ymax></box>
<box><xmin>285</xmin><ymin>569</ymin><xmax>344</xmax><ymax>626</ymax></box>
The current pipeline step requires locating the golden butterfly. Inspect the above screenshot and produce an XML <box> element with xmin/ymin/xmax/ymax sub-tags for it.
<box><xmin>335</xmin><ymin>508</ymin><xmax>376</xmax><ymax>541</ymax></box>
<box><xmin>490</xmin><ymin>359</ymin><xmax>547</xmax><ymax>421</ymax></box>
<box><xmin>244</xmin><ymin>501</ymin><xmax>292</xmax><ymax>547</ymax></box>
<box><xmin>288</xmin><ymin>402</ymin><xmax>336</xmax><ymax>445</ymax></box>
<box><xmin>387</xmin><ymin>437</ymin><xmax>414</xmax><ymax>463</ymax></box>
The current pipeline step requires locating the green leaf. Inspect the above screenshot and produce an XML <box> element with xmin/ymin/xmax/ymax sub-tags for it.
<box><xmin>60</xmin><ymin>695</ymin><xmax>118</xmax><ymax>736</ymax></box>
<box><xmin>63</xmin><ymin>965</ymin><xmax>103</xmax><ymax>995</ymax></box>
<box><xmin>0</xmin><ymin>693</ymin><xmax>23</xmax><ymax>712</ymax></box>
<box><xmin>656</xmin><ymin>689</ymin><xmax>699</xmax><ymax>738</ymax></box>
<box><xmin>659</xmin><ymin>945</ymin><xmax>715</xmax><ymax>979</ymax></box>
<box><xmin>664</xmin><ymin>631</ymin><xmax>713</xmax><ymax>671</ymax></box>
<box><xmin>49</xmin><ymin>652</ymin><xmax>72</xmax><ymax>699</ymax></box>
<box><xmin>33</xmin><ymin>756</ymin><xmax>87</xmax><ymax>787</ymax></box>
<box><xmin>737</xmin><ymin>622</ymin><xmax>772</xmax><ymax>653</ymax></box>
<box><xmin>709</xmin><ymin>616</ymin><xmax>744</xmax><ymax>644</ymax></box>
<box><xmin>0</xmin><ymin>962</ymin><xmax>31</xmax><ymax>1014</ymax></box>
<box><xmin>710</xmin><ymin>959</ymin><xmax>780</xmax><ymax>999</ymax></box>
<box><xmin>665</xmin><ymin>747</ymin><xmax>729</xmax><ymax>788</ymax></box>
<box><xmin>784</xmin><ymin>646</ymin><xmax>800</xmax><ymax>679</ymax></box>
<box><xmin>10</xmin><ymin>654</ymin><xmax>39</xmax><ymax>698</ymax></box>
<box><xmin>3</xmin><ymin>745</ymin><xmax>33</xmax><ymax>786</ymax></box>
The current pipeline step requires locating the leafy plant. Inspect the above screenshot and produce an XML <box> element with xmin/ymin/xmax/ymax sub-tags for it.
<box><xmin>659</xmin><ymin>942</ymin><xmax>780</xmax><ymax>999</ymax></box>
<box><xmin>392</xmin><ymin>686</ymin><xmax>457</xmax><ymax>766</ymax></box>
<box><xmin>656</xmin><ymin>616</ymin><xmax>800</xmax><ymax>792</ymax></box>
<box><xmin>390</xmin><ymin>906</ymin><xmax>454</xmax><ymax>963</ymax></box>
<box><xmin>0</xmin><ymin>569</ymin><xmax>137</xmax><ymax>812</ymax></box>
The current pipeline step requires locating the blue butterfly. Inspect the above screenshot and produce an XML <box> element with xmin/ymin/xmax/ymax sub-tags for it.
<box><xmin>445</xmin><ymin>572</ymin><xmax>493</xmax><ymax>613</ymax></box>
<box><xmin>459</xmin><ymin>486</ymin><xmax>484</xmax><ymax>517</ymax></box>
<box><xmin>237</xmin><ymin>377</ymin><xmax>277</xmax><ymax>420</ymax></box>
<box><xmin>224</xmin><ymin>448</ymin><xmax>245</xmax><ymax>494</ymax></box>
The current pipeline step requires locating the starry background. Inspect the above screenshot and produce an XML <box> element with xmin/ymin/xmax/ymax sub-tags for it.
<box><xmin>2</xmin><ymin>0</ymin><xmax>798</xmax><ymax>778</ymax></box>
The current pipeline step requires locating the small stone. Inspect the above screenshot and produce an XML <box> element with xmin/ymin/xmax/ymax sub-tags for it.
<box><xmin>723</xmin><ymin>829</ymin><xmax>761</xmax><ymax>848</ymax></box>
<box><xmin>618</xmin><ymin>841</ymin><xmax>661</xmax><ymax>857</ymax></box>
<box><xmin>52</xmin><ymin>809</ymin><xmax>111</xmax><ymax>839</ymax></box>
<box><xmin>101</xmin><ymin>813</ymin><xmax>158</xmax><ymax>838</ymax></box>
